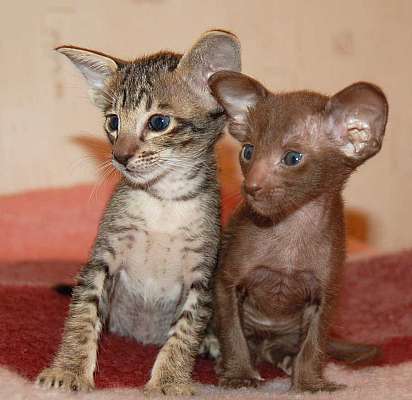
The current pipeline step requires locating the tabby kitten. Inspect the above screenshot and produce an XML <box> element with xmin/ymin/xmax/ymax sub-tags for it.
<box><xmin>36</xmin><ymin>30</ymin><xmax>241</xmax><ymax>396</ymax></box>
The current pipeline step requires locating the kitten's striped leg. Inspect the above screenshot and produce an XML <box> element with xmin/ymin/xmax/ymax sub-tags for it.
<box><xmin>36</xmin><ymin>260</ymin><xmax>110</xmax><ymax>391</ymax></box>
<box><xmin>145</xmin><ymin>278</ymin><xmax>212</xmax><ymax>396</ymax></box>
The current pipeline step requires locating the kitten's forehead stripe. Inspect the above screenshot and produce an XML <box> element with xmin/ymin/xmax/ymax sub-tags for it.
<box><xmin>145</xmin><ymin>93</ymin><xmax>153</xmax><ymax>112</ymax></box>
<box><xmin>134</xmin><ymin>88</ymin><xmax>145</xmax><ymax>109</ymax></box>
<box><xmin>121</xmin><ymin>90</ymin><xmax>127</xmax><ymax>108</ymax></box>
<box><xmin>110</xmin><ymin>51</ymin><xmax>182</xmax><ymax>112</ymax></box>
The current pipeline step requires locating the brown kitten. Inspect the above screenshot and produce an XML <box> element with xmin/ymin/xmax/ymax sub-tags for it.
<box><xmin>208</xmin><ymin>71</ymin><xmax>388</xmax><ymax>392</ymax></box>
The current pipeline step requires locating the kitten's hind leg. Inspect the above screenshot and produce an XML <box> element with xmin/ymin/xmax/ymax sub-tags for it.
<box><xmin>144</xmin><ymin>278</ymin><xmax>212</xmax><ymax>396</ymax></box>
<box><xmin>36</xmin><ymin>260</ymin><xmax>111</xmax><ymax>391</ymax></box>
<box><xmin>292</xmin><ymin>302</ymin><xmax>346</xmax><ymax>393</ymax></box>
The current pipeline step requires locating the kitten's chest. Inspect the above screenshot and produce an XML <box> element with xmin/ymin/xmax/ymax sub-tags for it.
<box><xmin>119</xmin><ymin>191</ymin><xmax>205</xmax><ymax>292</ymax></box>
<box><xmin>241</xmin><ymin>268</ymin><xmax>320</xmax><ymax>339</ymax></box>
<box><xmin>107</xmin><ymin>191</ymin><xmax>207</xmax><ymax>344</ymax></box>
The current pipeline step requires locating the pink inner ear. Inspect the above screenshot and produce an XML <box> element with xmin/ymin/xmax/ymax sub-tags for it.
<box><xmin>326</xmin><ymin>82</ymin><xmax>388</xmax><ymax>160</ymax></box>
<box><xmin>209</xmin><ymin>71</ymin><xmax>267</xmax><ymax>123</ymax></box>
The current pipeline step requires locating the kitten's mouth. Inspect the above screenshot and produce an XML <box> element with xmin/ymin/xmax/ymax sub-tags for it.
<box><xmin>246</xmin><ymin>191</ymin><xmax>298</xmax><ymax>219</ymax></box>
<box><xmin>112</xmin><ymin>158</ymin><xmax>170</xmax><ymax>187</ymax></box>
<box><xmin>112</xmin><ymin>159</ymin><xmax>156</xmax><ymax>181</ymax></box>
<box><xmin>247</xmin><ymin>198</ymin><xmax>274</xmax><ymax>217</ymax></box>
<box><xmin>243</xmin><ymin>189</ymin><xmax>281</xmax><ymax>218</ymax></box>
<box><xmin>112</xmin><ymin>159</ymin><xmax>155</xmax><ymax>175</ymax></box>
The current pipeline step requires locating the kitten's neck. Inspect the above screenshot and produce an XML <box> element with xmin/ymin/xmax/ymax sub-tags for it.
<box><xmin>124</xmin><ymin>152</ymin><xmax>217</xmax><ymax>202</ymax></box>
<box><xmin>287</xmin><ymin>192</ymin><xmax>341</xmax><ymax>227</ymax></box>
<box><xmin>249</xmin><ymin>191</ymin><xmax>343</xmax><ymax>229</ymax></box>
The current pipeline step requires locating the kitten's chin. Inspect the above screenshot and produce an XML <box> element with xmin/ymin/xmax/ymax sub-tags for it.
<box><xmin>112</xmin><ymin>159</ymin><xmax>165</xmax><ymax>187</ymax></box>
<box><xmin>247</xmin><ymin>199</ymin><xmax>275</xmax><ymax>218</ymax></box>
<box><xmin>246</xmin><ymin>195</ymin><xmax>290</xmax><ymax>219</ymax></box>
<box><xmin>247</xmin><ymin>195</ymin><xmax>304</xmax><ymax>221</ymax></box>
<box><xmin>122</xmin><ymin>169</ymin><xmax>163</xmax><ymax>187</ymax></box>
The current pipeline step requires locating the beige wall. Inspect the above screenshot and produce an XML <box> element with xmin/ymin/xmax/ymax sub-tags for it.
<box><xmin>1</xmin><ymin>0</ymin><xmax>411</xmax><ymax>251</ymax></box>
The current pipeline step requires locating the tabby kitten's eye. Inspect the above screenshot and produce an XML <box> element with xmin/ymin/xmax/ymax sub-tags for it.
<box><xmin>106</xmin><ymin>114</ymin><xmax>119</xmax><ymax>132</ymax></box>
<box><xmin>241</xmin><ymin>144</ymin><xmax>254</xmax><ymax>162</ymax></box>
<box><xmin>283</xmin><ymin>151</ymin><xmax>303</xmax><ymax>166</ymax></box>
<box><xmin>148</xmin><ymin>114</ymin><xmax>171</xmax><ymax>132</ymax></box>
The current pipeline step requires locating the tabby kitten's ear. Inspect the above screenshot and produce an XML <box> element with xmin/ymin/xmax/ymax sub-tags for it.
<box><xmin>208</xmin><ymin>71</ymin><xmax>267</xmax><ymax>141</ymax></box>
<box><xmin>56</xmin><ymin>46</ymin><xmax>119</xmax><ymax>108</ymax></box>
<box><xmin>177</xmin><ymin>30</ymin><xmax>241</xmax><ymax>106</ymax></box>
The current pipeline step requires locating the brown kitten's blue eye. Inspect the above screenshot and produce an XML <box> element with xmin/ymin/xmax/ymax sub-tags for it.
<box><xmin>283</xmin><ymin>151</ymin><xmax>303</xmax><ymax>166</ymax></box>
<box><xmin>241</xmin><ymin>144</ymin><xmax>254</xmax><ymax>161</ymax></box>
<box><xmin>106</xmin><ymin>115</ymin><xmax>119</xmax><ymax>132</ymax></box>
<box><xmin>148</xmin><ymin>114</ymin><xmax>170</xmax><ymax>132</ymax></box>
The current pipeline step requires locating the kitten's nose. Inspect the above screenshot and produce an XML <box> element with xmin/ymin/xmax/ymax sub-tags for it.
<box><xmin>113</xmin><ymin>151</ymin><xmax>134</xmax><ymax>166</ymax></box>
<box><xmin>244</xmin><ymin>182</ymin><xmax>263</xmax><ymax>197</ymax></box>
<box><xmin>244</xmin><ymin>161</ymin><xmax>267</xmax><ymax>198</ymax></box>
<box><xmin>113</xmin><ymin>135</ymin><xmax>138</xmax><ymax>166</ymax></box>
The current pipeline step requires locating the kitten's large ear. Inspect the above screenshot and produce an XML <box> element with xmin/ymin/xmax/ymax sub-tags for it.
<box><xmin>208</xmin><ymin>71</ymin><xmax>267</xmax><ymax>141</ymax></box>
<box><xmin>56</xmin><ymin>46</ymin><xmax>119</xmax><ymax>107</ymax></box>
<box><xmin>177</xmin><ymin>30</ymin><xmax>241</xmax><ymax>105</ymax></box>
<box><xmin>326</xmin><ymin>82</ymin><xmax>388</xmax><ymax>165</ymax></box>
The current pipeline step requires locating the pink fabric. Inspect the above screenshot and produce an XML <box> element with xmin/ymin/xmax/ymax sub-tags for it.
<box><xmin>0</xmin><ymin>184</ymin><xmax>112</xmax><ymax>262</ymax></box>
<box><xmin>0</xmin><ymin>183</ymin><xmax>370</xmax><ymax>263</ymax></box>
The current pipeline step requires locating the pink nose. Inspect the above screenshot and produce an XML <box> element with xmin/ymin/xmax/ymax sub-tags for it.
<box><xmin>244</xmin><ymin>182</ymin><xmax>263</xmax><ymax>197</ymax></box>
<box><xmin>113</xmin><ymin>134</ymin><xmax>138</xmax><ymax>166</ymax></box>
<box><xmin>244</xmin><ymin>161</ymin><xmax>267</xmax><ymax>198</ymax></box>
<box><xmin>113</xmin><ymin>150</ymin><xmax>134</xmax><ymax>166</ymax></box>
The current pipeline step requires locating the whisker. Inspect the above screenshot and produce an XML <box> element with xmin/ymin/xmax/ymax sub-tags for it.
<box><xmin>89</xmin><ymin>162</ymin><xmax>119</xmax><ymax>204</ymax></box>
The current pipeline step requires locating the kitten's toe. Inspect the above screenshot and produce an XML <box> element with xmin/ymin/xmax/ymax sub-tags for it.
<box><xmin>199</xmin><ymin>333</ymin><xmax>221</xmax><ymax>360</ymax></box>
<box><xmin>276</xmin><ymin>355</ymin><xmax>293</xmax><ymax>376</ymax></box>
<box><xmin>293</xmin><ymin>378</ymin><xmax>346</xmax><ymax>393</ymax></box>
<box><xmin>219</xmin><ymin>374</ymin><xmax>263</xmax><ymax>389</ymax></box>
<box><xmin>36</xmin><ymin>367</ymin><xmax>93</xmax><ymax>392</ymax></box>
<box><xmin>144</xmin><ymin>381</ymin><xmax>195</xmax><ymax>396</ymax></box>
<box><xmin>318</xmin><ymin>381</ymin><xmax>347</xmax><ymax>392</ymax></box>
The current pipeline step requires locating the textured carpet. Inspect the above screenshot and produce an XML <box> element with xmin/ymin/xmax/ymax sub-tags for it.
<box><xmin>1</xmin><ymin>250</ymin><xmax>412</xmax><ymax>395</ymax></box>
<box><xmin>1</xmin><ymin>362</ymin><xmax>412</xmax><ymax>400</ymax></box>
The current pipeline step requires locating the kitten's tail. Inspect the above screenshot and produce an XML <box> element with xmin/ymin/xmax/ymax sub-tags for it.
<box><xmin>327</xmin><ymin>339</ymin><xmax>380</xmax><ymax>364</ymax></box>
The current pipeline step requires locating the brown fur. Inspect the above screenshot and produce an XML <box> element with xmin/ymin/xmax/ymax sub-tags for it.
<box><xmin>208</xmin><ymin>72</ymin><xmax>388</xmax><ymax>392</ymax></box>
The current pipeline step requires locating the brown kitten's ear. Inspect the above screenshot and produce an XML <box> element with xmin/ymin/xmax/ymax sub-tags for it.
<box><xmin>208</xmin><ymin>71</ymin><xmax>267</xmax><ymax>141</ymax></box>
<box><xmin>177</xmin><ymin>30</ymin><xmax>241</xmax><ymax>105</ymax></box>
<box><xmin>56</xmin><ymin>46</ymin><xmax>119</xmax><ymax>107</ymax></box>
<box><xmin>326</xmin><ymin>82</ymin><xmax>388</xmax><ymax>164</ymax></box>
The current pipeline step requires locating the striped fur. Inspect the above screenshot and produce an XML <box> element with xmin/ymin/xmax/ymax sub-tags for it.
<box><xmin>36</xmin><ymin>31</ymin><xmax>241</xmax><ymax>395</ymax></box>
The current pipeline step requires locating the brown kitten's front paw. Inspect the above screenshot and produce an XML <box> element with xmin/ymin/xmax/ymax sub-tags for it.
<box><xmin>293</xmin><ymin>378</ymin><xmax>346</xmax><ymax>393</ymax></box>
<box><xmin>219</xmin><ymin>374</ymin><xmax>263</xmax><ymax>389</ymax></box>
<box><xmin>36</xmin><ymin>367</ymin><xmax>93</xmax><ymax>392</ymax></box>
<box><xmin>144</xmin><ymin>381</ymin><xmax>195</xmax><ymax>396</ymax></box>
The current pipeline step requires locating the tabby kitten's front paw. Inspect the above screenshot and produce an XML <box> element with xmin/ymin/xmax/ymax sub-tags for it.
<box><xmin>144</xmin><ymin>380</ymin><xmax>195</xmax><ymax>396</ymax></box>
<box><xmin>36</xmin><ymin>367</ymin><xmax>93</xmax><ymax>392</ymax></box>
<box><xmin>219</xmin><ymin>375</ymin><xmax>262</xmax><ymax>389</ymax></box>
<box><xmin>292</xmin><ymin>377</ymin><xmax>346</xmax><ymax>393</ymax></box>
